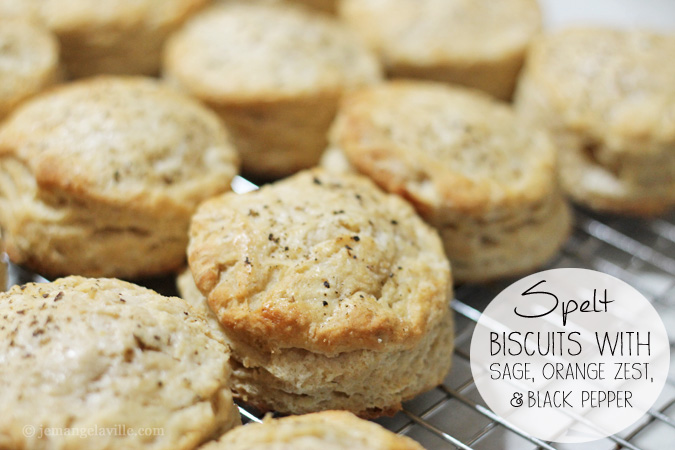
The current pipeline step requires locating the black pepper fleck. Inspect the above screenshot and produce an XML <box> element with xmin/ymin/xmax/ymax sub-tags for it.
<box><xmin>323</xmin><ymin>281</ymin><xmax>330</xmax><ymax>288</ymax></box>
<box><xmin>244</xmin><ymin>256</ymin><xmax>252</xmax><ymax>266</ymax></box>
<box><xmin>313</xmin><ymin>177</ymin><xmax>322</xmax><ymax>185</ymax></box>
<box><xmin>322</xmin><ymin>301</ymin><xmax>328</xmax><ymax>307</ymax></box>
<box><xmin>352</xmin><ymin>236</ymin><xmax>360</xmax><ymax>242</ymax></box>
<box><xmin>54</xmin><ymin>292</ymin><xmax>64</xmax><ymax>302</ymax></box>
<box><xmin>391</xmin><ymin>220</ymin><xmax>398</xmax><ymax>225</ymax></box>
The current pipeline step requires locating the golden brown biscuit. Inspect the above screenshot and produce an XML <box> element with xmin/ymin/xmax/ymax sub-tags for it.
<box><xmin>164</xmin><ymin>2</ymin><xmax>382</xmax><ymax>179</ymax></box>
<box><xmin>184</xmin><ymin>169</ymin><xmax>453</xmax><ymax>417</ymax></box>
<box><xmin>0</xmin><ymin>19</ymin><xmax>59</xmax><ymax>121</ymax></box>
<box><xmin>338</xmin><ymin>0</ymin><xmax>541</xmax><ymax>100</ymax></box>
<box><xmin>25</xmin><ymin>0</ymin><xmax>209</xmax><ymax>78</ymax></box>
<box><xmin>327</xmin><ymin>81</ymin><xmax>571</xmax><ymax>282</ymax></box>
<box><xmin>201</xmin><ymin>411</ymin><xmax>425</xmax><ymax>450</ymax></box>
<box><xmin>0</xmin><ymin>76</ymin><xmax>239</xmax><ymax>279</ymax></box>
<box><xmin>0</xmin><ymin>276</ymin><xmax>240</xmax><ymax>450</ymax></box>
<box><xmin>515</xmin><ymin>27</ymin><xmax>675</xmax><ymax>216</ymax></box>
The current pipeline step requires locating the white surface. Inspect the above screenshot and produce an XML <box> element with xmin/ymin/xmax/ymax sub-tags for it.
<box><xmin>538</xmin><ymin>0</ymin><xmax>675</xmax><ymax>31</ymax></box>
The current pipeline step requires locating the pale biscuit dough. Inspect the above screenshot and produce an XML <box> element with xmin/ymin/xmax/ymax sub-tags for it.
<box><xmin>0</xmin><ymin>276</ymin><xmax>240</xmax><ymax>450</ymax></box>
<box><xmin>184</xmin><ymin>169</ymin><xmax>453</xmax><ymax>417</ymax></box>
<box><xmin>0</xmin><ymin>76</ymin><xmax>239</xmax><ymax>278</ymax></box>
<box><xmin>327</xmin><ymin>81</ymin><xmax>571</xmax><ymax>282</ymax></box>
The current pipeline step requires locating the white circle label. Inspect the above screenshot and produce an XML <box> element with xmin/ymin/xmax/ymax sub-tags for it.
<box><xmin>470</xmin><ymin>268</ymin><xmax>670</xmax><ymax>443</ymax></box>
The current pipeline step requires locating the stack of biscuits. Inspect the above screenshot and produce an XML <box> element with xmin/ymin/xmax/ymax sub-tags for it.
<box><xmin>0</xmin><ymin>0</ymin><xmax>672</xmax><ymax>448</ymax></box>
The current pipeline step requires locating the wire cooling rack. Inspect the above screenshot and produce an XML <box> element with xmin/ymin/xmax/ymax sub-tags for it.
<box><xmin>235</xmin><ymin>205</ymin><xmax>675</xmax><ymax>449</ymax></box>
<box><xmin>4</xmin><ymin>180</ymin><xmax>674</xmax><ymax>449</ymax></box>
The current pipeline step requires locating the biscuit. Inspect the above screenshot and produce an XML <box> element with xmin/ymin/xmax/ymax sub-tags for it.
<box><xmin>163</xmin><ymin>2</ymin><xmax>382</xmax><ymax>179</ymax></box>
<box><xmin>26</xmin><ymin>0</ymin><xmax>208</xmax><ymax>78</ymax></box>
<box><xmin>0</xmin><ymin>276</ymin><xmax>240</xmax><ymax>450</ymax></box>
<box><xmin>339</xmin><ymin>0</ymin><xmax>541</xmax><ymax>100</ymax></box>
<box><xmin>201</xmin><ymin>411</ymin><xmax>425</xmax><ymax>449</ymax></box>
<box><xmin>515</xmin><ymin>27</ymin><xmax>675</xmax><ymax>216</ymax></box>
<box><xmin>183</xmin><ymin>169</ymin><xmax>453</xmax><ymax>417</ymax></box>
<box><xmin>327</xmin><ymin>81</ymin><xmax>571</xmax><ymax>282</ymax></box>
<box><xmin>0</xmin><ymin>19</ymin><xmax>59</xmax><ymax>121</ymax></box>
<box><xmin>0</xmin><ymin>0</ymin><xmax>39</xmax><ymax>20</ymax></box>
<box><xmin>0</xmin><ymin>76</ymin><xmax>239</xmax><ymax>279</ymax></box>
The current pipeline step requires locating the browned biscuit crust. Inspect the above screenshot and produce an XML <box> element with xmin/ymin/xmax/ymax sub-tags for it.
<box><xmin>328</xmin><ymin>81</ymin><xmax>571</xmax><ymax>282</ymax></box>
<box><xmin>0</xmin><ymin>76</ymin><xmax>238</xmax><ymax>278</ymax></box>
<box><xmin>185</xmin><ymin>169</ymin><xmax>453</xmax><ymax>415</ymax></box>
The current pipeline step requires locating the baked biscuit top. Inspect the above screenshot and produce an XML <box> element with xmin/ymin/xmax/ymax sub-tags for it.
<box><xmin>164</xmin><ymin>2</ymin><xmax>382</xmax><ymax>101</ymax></box>
<box><xmin>188</xmin><ymin>169</ymin><xmax>450</xmax><ymax>355</ymax></box>
<box><xmin>339</xmin><ymin>0</ymin><xmax>540</xmax><ymax>65</ymax></box>
<box><xmin>522</xmin><ymin>27</ymin><xmax>675</xmax><ymax>148</ymax></box>
<box><xmin>330</xmin><ymin>81</ymin><xmax>557</xmax><ymax>217</ymax></box>
<box><xmin>0</xmin><ymin>76</ymin><xmax>238</xmax><ymax>215</ymax></box>
<box><xmin>0</xmin><ymin>276</ymin><xmax>233</xmax><ymax>448</ymax></box>
<box><xmin>203</xmin><ymin>411</ymin><xmax>425</xmax><ymax>450</ymax></box>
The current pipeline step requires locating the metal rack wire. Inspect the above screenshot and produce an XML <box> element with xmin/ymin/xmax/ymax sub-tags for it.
<box><xmin>237</xmin><ymin>206</ymin><xmax>675</xmax><ymax>449</ymax></box>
